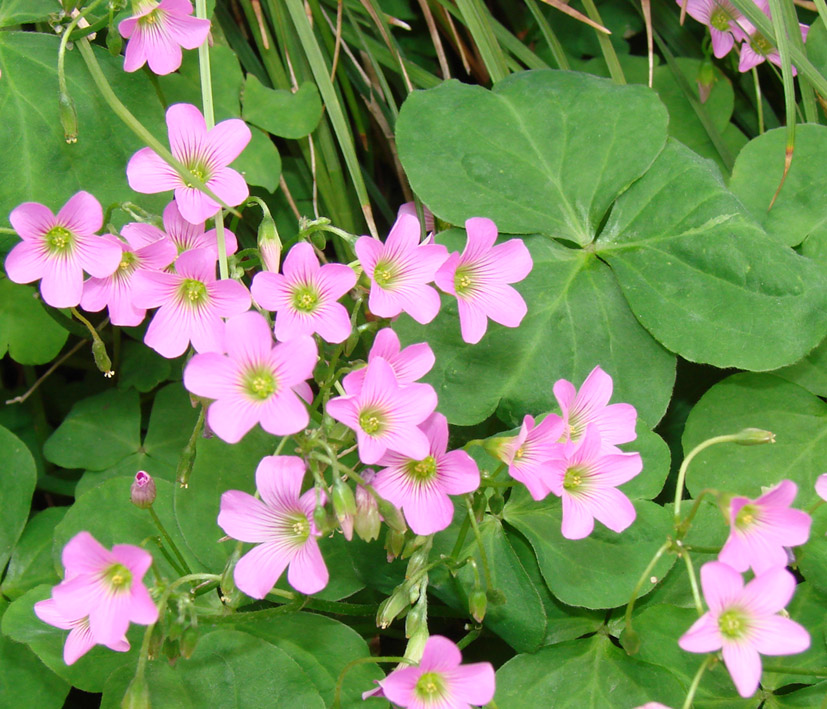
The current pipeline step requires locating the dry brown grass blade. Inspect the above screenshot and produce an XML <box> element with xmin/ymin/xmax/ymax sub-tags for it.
<box><xmin>679</xmin><ymin>0</ymin><xmax>688</xmax><ymax>24</ymax></box>
<box><xmin>437</xmin><ymin>3</ymin><xmax>472</xmax><ymax>74</ymax></box>
<box><xmin>330</xmin><ymin>0</ymin><xmax>343</xmax><ymax>81</ymax></box>
<box><xmin>642</xmin><ymin>0</ymin><xmax>653</xmax><ymax>87</ymax></box>
<box><xmin>538</xmin><ymin>0</ymin><xmax>611</xmax><ymax>34</ymax></box>
<box><xmin>768</xmin><ymin>145</ymin><xmax>793</xmax><ymax>210</ymax></box>
<box><xmin>419</xmin><ymin>0</ymin><xmax>451</xmax><ymax>79</ymax></box>
<box><xmin>251</xmin><ymin>0</ymin><xmax>270</xmax><ymax>49</ymax></box>
<box><xmin>359</xmin><ymin>0</ymin><xmax>413</xmax><ymax>92</ymax></box>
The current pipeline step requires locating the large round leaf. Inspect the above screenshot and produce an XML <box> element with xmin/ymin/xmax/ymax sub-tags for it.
<box><xmin>730</xmin><ymin>125</ymin><xmax>827</xmax><ymax>247</ymax></box>
<box><xmin>100</xmin><ymin>629</ymin><xmax>325</xmax><ymax>708</ymax></box>
<box><xmin>0</xmin><ymin>424</ymin><xmax>37</xmax><ymax>571</ymax></box>
<box><xmin>682</xmin><ymin>373</ymin><xmax>827</xmax><ymax>505</ymax></box>
<box><xmin>397</xmin><ymin>70</ymin><xmax>668</xmax><ymax>244</ymax></box>
<box><xmin>0</xmin><ymin>507</ymin><xmax>65</xmax><ymax>601</ymax></box>
<box><xmin>395</xmin><ymin>232</ymin><xmax>675</xmax><ymax>427</ymax></box>
<box><xmin>503</xmin><ymin>489</ymin><xmax>675</xmax><ymax>609</ymax></box>
<box><xmin>495</xmin><ymin>634</ymin><xmax>685</xmax><ymax>708</ymax></box>
<box><xmin>597</xmin><ymin>139</ymin><xmax>827</xmax><ymax>370</ymax></box>
<box><xmin>0</xmin><ymin>279</ymin><xmax>69</xmax><ymax>365</ymax></box>
<box><xmin>0</xmin><ymin>31</ymin><xmax>166</xmax><ymax>217</ymax></box>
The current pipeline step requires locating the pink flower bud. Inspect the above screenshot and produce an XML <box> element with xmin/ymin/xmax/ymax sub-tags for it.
<box><xmin>130</xmin><ymin>470</ymin><xmax>156</xmax><ymax>509</ymax></box>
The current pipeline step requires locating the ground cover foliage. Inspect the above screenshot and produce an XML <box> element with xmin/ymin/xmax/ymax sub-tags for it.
<box><xmin>1</xmin><ymin>0</ymin><xmax>827</xmax><ymax>707</ymax></box>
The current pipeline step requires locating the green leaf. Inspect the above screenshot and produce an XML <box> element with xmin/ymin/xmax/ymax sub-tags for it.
<box><xmin>234</xmin><ymin>126</ymin><xmax>281</xmax><ymax>192</ymax></box>
<box><xmin>1</xmin><ymin>585</ymin><xmax>143</xmax><ymax>693</ymax></box>
<box><xmin>798</xmin><ymin>505</ymin><xmax>827</xmax><ymax>596</ymax></box>
<box><xmin>100</xmin><ymin>629</ymin><xmax>326</xmax><ymax>709</ymax></box>
<box><xmin>0</xmin><ymin>278</ymin><xmax>69</xmax><ymax>365</ymax></box>
<box><xmin>504</xmin><ymin>490</ymin><xmax>675</xmax><ymax>609</ymax></box>
<box><xmin>54</xmin><ymin>476</ymin><xmax>197</xmax><ymax>577</ymax></box>
<box><xmin>242</xmin><ymin>76</ymin><xmax>323</xmax><ymax>139</ymax></box>
<box><xmin>681</xmin><ymin>373</ymin><xmax>827</xmax><ymax>505</ymax></box>
<box><xmin>430</xmin><ymin>516</ymin><xmax>548</xmax><ymax>652</ymax></box>
<box><xmin>775</xmin><ymin>337</ymin><xmax>827</xmax><ymax>397</ymax></box>
<box><xmin>0</xmin><ymin>0</ymin><xmax>58</xmax><ymax>28</ymax></box>
<box><xmin>1</xmin><ymin>507</ymin><xmax>65</xmax><ymax>601</ymax></box>
<box><xmin>0</xmin><ymin>599</ymin><xmax>69</xmax><ymax>709</ymax></box>
<box><xmin>0</xmin><ymin>424</ymin><xmax>37</xmax><ymax>571</ymax></box>
<box><xmin>597</xmin><ymin>139</ymin><xmax>827</xmax><ymax>370</ymax></box>
<box><xmin>623</xmin><ymin>604</ymin><xmax>759</xmax><ymax>707</ymax></box>
<box><xmin>395</xmin><ymin>233</ymin><xmax>675</xmax><ymax>428</ymax></box>
<box><xmin>117</xmin><ymin>339</ymin><xmax>172</xmax><ymax>393</ymax></box>
<box><xmin>220</xmin><ymin>612</ymin><xmax>383</xmax><ymax>708</ymax></box>
<box><xmin>396</xmin><ymin>70</ymin><xmax>668</xmax><ymax>244</ymax></box>
<box><xmin>43</xmin><ymin>388</ymin><xmax>141</xmax><ymax>471</ymax></box>
<box><xmin>730</xmin><ymin>125</ymin><xmax>827</xmax><ymax>247</ymax></box>
<box><xmin>0</xmin><ymin>32</ymin><xmax>166</xmax><ymax>216</ymax></box>
<box><xmin>494</xmin><ymin>634</ymin><xmax>685</xmax><ymax>707</ymax></box>
<box><xmin>764</xmin><ymin>682</ymin><xmax>827</xmax><ymax>707</ymax></box>
<box><xmin>618</xmin><ymin>419</ymin><xmax>671</xmax><ymax>501</ymax></box>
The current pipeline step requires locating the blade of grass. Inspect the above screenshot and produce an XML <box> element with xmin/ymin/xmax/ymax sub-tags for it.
<box><xmin>780</xmin><ymin>0</ymin><xmax>817</xmax><ymax>124</ymax></box>
<box><xmin>581</xmin><ymin>0</ymin><xmax>625</xmax><ymax>84</ymax></box>
<box><xmin>454</xmin><ymin>0</ymin><xmax>509</xmax><ymax>83</ymax></box>
<box><xmin>524</xmin><ymin>0</ymin><xmax>570</xmax><ymax>71</ymax></box>
<box><xmin>418</xmin><ymin>0</ymin><xmax>451</xmax><ymax>79</ymax></box>
<box><xmin>642</xmin><ymin>0</ymin><xmax>654</xmax><ymax>88</ymax></box>
<box><xmin>359</xmin><ymin>0</ymin><xmax>413</xmax><ymax>92</ymax></box>
<box><xmin>538</xmin><ymin>0</ymin><xmax>611</xmax><ymax>35</ymax></box>
<box><xmin>767</xmin><ymin>0</ymin><xmax>797</xmax><ymax>209</ymax></box>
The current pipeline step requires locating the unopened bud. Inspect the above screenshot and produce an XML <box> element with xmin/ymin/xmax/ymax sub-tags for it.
<box><xmin>91</xmin><ymin>337</ymin><xmax>114</xmax><ymax>377</ymax></box>
<box><xmin>403</xmin><ymin>626</ymin><xmax>429</xmax><ymax>663</ymax></box>
<box><xmin>147</xmin><ymin>623</ymin><xmax>164</xmax><ymax>661</ymax></box>
<box><xmin>313</xmin><ymin>502</ymin><xmax>335</xmax><ymax>536</ymax></box>
<box><xmin>405</xmin><ymin>544</ymin><xmax>431</xmax><ymax>581</ymax></box>
<box><xmin>385</xmin><ymin>528</ymin><xmax>406</xmax><ymax>562</ymax></box>
<box><xmin>353</xmin><ymin>471</ymin><xmax>381</xmax><ymax>542</ymax></box>
<box><xmin>257</xmin><ymin>214</ymin><xmax>281</xmax><ymax>272</ymax></box>
<box><xmin>471</xmin><ymin>493</ymin><xmax>486</xmax><ymax>522</ymax></box>
<box><xmin>130</xmin><ymin>470</ymin><xmax>156</xmax><ymax>509</ymax></box>
<box><xmin>176</xmin><ymin>441</ymin><xmax>197</xmax><ymax>488</ymax></box>
<box><xmin>623</xmin><ymin>628</ymin><xmax>641</xmax><ymax>655</ymax></box>
<box><xmin>121</xmin><ymin>674</ymin><xmax>150</xmax><ymax>709</ymax></box>
<box><xmin>375</xmin><ymin>496</ymin><xmax>407</xmax><ymax>534</ymax></box>
<box><xmin>376</xmin><ymin>584</ymin><xmax>410</xmax><ymax>628</ymax></box>
<box><xmin>696</xmin><ymin>60</ymin><xmax>716</xmax><ymax>104</ymax></box>
<box><xmin>332</xmin><ymin>478</ymin><xmax>357</xmax><ymax>540</ymax></box>
<box><xmin>469</xmin><ymin>588</ymin><xmax>487</xmax><ymax>623</ymax></box>
<box><xmin>58</xmin><ymin>92</ymin><xmax>78</xmax><ymax>144</ymax></box>
<box><xmin>309</xmin><ymin>231</ymin><xmax>326</xmax><ymax>251</ymax></box>
<box><xmin>220</xmin><ymin>547</ymin><xmax>243</xmax><ymax>609</ymax></box>
<box><xmin>734</xmin><ymin>428</ymin><xmax>775</xmax><ymax>445</ymax></box>
<box><xmin>405</xmin><ymin>601</ymin><xmax>427</xmax><ymax>638</ymax></box>
<box><xmin>180</xmin><ymin>626</ymin><xmax>199</xmax><ymax>659</ymax></box>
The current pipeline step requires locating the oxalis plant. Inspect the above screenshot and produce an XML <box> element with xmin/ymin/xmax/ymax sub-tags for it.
<box><xmin>2</xmin><ymin>1</ymin><xmax>827</xmax><ymax>708</ymax></box>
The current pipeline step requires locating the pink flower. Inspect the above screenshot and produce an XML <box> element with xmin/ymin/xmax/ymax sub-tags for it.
<box><xmin>501</xmin><ymin>414</ymin><xmax>565</xmax><ymax>501</ymax></box>
<box><xmin>251</xmin><ymin>241</ymin><xmax>357</xmax><ymax>343</ymax></box>
<box><xmin>368</xmin><ymin>635</ymin><xmax>495</xmax><ymax>708</ymax></box>
<box><xmin>679</xmin><ymin>562</ymin><xmax>810</xmax><ymax>697</ymax></box>
<box><xmin>5</xmin><ymin>192</ymin><xmax>122</xmax><ymax>308</ymax></box>
<box><xmin>127</xmin><ymin>104</ymin><xmax>251</xmax><ymax>224</ymax></box>
<box><xmin>372</xmin><ymin>413</ymin><xmax>480</xmax><ymax>535</ymax></box>
<box><xmin>817</xmin><ymin>473</ymin><xmax>827</xmax><ymax>501</ymax></box>
<box><xmin>678</xmin><ymin>0</ymin><xmax>750</xmax><ymax>58</ymax></box>
<box><xmin>342</xmin><ymin>328</ymin><xmax>435</xmax><ymax>395</ymax></box>
<box><xmin>738</xmin><ymin>10</ymin><xmax>808</xmax><ymax>74</ymax></box>
<box><xmin>217</xmin><ymin>455</ymin><xmax>328</xmax><ymax>598</ymax></box>
<box><xmin>34</xmin><ymin>598</ymin><xmax>130</xmax><ymax>665</ymax></box>
<box><xmin>132</xmin><ymin>248</ymin><xmax>251</xmax><ymax>358</ymax></box>
<box><xmin>80</xmin><ymin>229</ymin><xmax>177</xmax><ymax>327</ymax></box>
<box><xmin>545</xmin><ymin>425</ymin><xmax>641</xmax><ymax>539</ymax></box>
<box><xmin>47</xmin><ymin>532</ymin><xmax>158</xmax><ymax>648</ymax></box>
<box><xmin>119</xmin><ymin>0</ymin><xmax>211</xmax><ymax>76</ymax></box>
<box><xmin>397</xmin><ymin>201</ymin><xmax>435</xmax><ymax>233</ymax></box>
<box><xmin>355</xmin><ymin>212</ymin><xmax>448</xmax><ymax>324</ymax></box>
<box><xmin>553</xmin><ymin>365</ymin><xmax>637</xmax><ymax>447</ymax></box>
<box><xmin>718</xmin><ymin>480</ymin><xmax>811</xmax><ymax>574</ymax></box>
<box><xmin>122</xmin><ymin>202</ymin><xmax>238</xmax><ymax>263</ymax></box>
<box><xmin>434</xmin><ymin>217</ymin><xmax>532</xmax><ymax>344</ymax></box>
<box><xmin>183</xmin><ymin>310</ymin><xmax>316</xmax><ymax>443</ymax></box>
<box><xmin>326</xmin><ymin>357</ymin><xmax>438</xmax><ymax>465</ymax></box>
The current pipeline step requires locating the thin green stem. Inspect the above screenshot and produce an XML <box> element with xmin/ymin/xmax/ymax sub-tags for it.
<box><xmin>450</xmin><ymin>514</ymin><xmax>472</xmax><ymax>559</ymax></box>
<box><xmin>148</xmin><ymin>506</ymin><xmax>192</xmax><ymax>576</ymax></box>
<box><xmin>148</xmin><ymin>535</ymin><xmax>185</xmax><ymax>577</ymax></box>
<box><xmin>623</xmin><ymin>540</ymin><xmax>671</xmax><ymax>638</ymax></box>
<box><xmin>74</xmin><ymin>38</ymin><xmax>241</xmax><ymax>218</ymax></box>
<box><xmin>681</xmin><ymin>655</ymin><xmax>714</xmax><ymax>709</ymax></box>
<box><xmin>464</xmin><ymin>495</ymin><xmax>493</xmax><ymax>591</ymax></box>
<box><xmin>675</xmin><ymin>488</ymin><xmax>718</xmax><ymax>539</ymax></box>
<box><xmin>674</xmin><ymin>434</ymin><xmax>747</xmax><ymax>521</ymax></box>
<box><xmin>195</xmin><ymin>0</ymin><xmax>229</xmax><ymax>280</ymax></box>
<box><xmin>680</xmin><ymin>546</ymin><xmax>704</xmax><ymax>617</ymax></box>
<box><xmin>0</xmin><ymin>227</ymin><xmax>16</xmax><ymax>234</ymax></box>
<box><xmin>455</xmin><ymin>626</ymin><xmax>482</xmax><ymax>651</ymax></box>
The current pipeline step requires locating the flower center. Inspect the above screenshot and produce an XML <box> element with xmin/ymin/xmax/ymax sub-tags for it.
<box><xmin>286</xmin><ymin>511</ymin><xmax>310</xmax><ymax>542</ymax></box>
<box><xmin>750</xmin><ymin>32</ymin><xmax>774</xmax><ymax>56</ymax></box>
<box><xmin>710</xmin><ymin>5</ymin><xmax>733</xmax><ymax>31</ymax></box>
<box><xmin>718</xmin><ymin>609</ymin><xmax>748</xmax><ymax>639</ymax></box>
<box><xmin>358</xmin><ymin>409</ymin><xmax>385</xmax><ymax>436</ymax></box>
<box><xmin>454</xmin><ymin>265</ymin><xmax>474</xmax><ymax>295</ymax></box>
<box><xmin>243</xmin><ymin>368</ymin><xmax>278</xmax><ymax>400</ymax></box>
<box><xmin>45</xmin><ymin>226</ymin><xmax>74</xmax><ymax>253</ymax></box>
<box><xmin>406</xmin><ymin>455</ymin><xmax>438</xmax><ymax>482</ymax></box>
<box><xmin>514</xmin><ymin>446</ymin><xmax>525</xmax><ymax>460</ymax></box>
<box><xmin>118</xmin><ymin>250</ymin><xmax>138</xmax><ymax>272</ymax></box>
<box><xmin>372</xmin><ymin>259</ymin><xmax>398</xmax><ymax>288</ymax></box>
<box><xmin>142</xmin><ymin>8</ymin><xmax>159</xmax><ymax>24</ymax></box>
<box><xmin>563</xmin><ymin>465</ymin><xmax>586</xmax><ymax>491</ymax></box>
<box><xmin>734</xmin><ymin>503</ymin><xmax>758</xmax><ymax>531</ymax></box>
<box><xmin>103</xmin><ymin>563</ymin><xmax>133</xmax><ymax>591</ymax></box>
<box><xmin>185</xmin><ymin>160</ymin><xmax>212</xmax><ymax>188</ymax></box>
<box><xmin>292</xmin><ymin>285</ymin><xmax>320</xmax><ymax>313</ymax></box>
<box><xmin>414</xmin><ymin>671</ymin><xmax>447</xmax><ymax>702</ymax></box>
<box><xmin>179</xmin><ymin>278</ymin><xmax>208</xmax><ymax>305</ymax></box>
